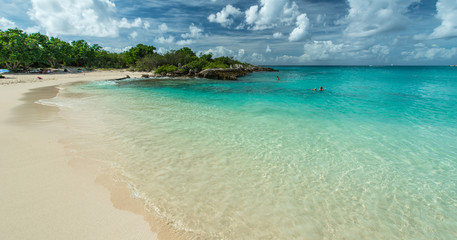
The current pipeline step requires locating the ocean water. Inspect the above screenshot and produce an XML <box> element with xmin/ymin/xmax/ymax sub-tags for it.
<box><xmin>48</xmin><ymin>66</ymin><xmax>457</xmax><ymax>239</ymax></box>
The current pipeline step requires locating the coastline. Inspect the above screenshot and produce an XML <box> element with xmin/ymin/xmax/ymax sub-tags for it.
<box><xmin>0</xmin><ymin>71</ymin><xmax>165</xmax><ymax>239</ymax></box>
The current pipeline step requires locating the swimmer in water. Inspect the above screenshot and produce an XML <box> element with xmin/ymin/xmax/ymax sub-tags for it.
<box><xmin>319</xmin><ymin>86</ymin><xmax>324</xmax><ymax>91</ymax></box>
<box><xmin>277</xmin><ymin>76</ymin><xmax>280</xmax><ymax>81</ymax></box>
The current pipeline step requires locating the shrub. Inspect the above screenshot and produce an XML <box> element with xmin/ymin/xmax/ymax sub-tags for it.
<box><xmin>155</xmin><ymin>64</ymin><xmax>178</xmax><ymax>74</ymax></box>
<box><xmin>213</xmin><ymin>56</ymin><xmax>241</xmax><ymax>66</ymax></box>
<box><xmin>185</xmin><ymin>58</ymin><xmax>208</xmax><ymax>72</ymax></box>
<box><xmin>203</xmin><ymin>62</ymin><xmax>229</xmax><ymax>70</ymax></box>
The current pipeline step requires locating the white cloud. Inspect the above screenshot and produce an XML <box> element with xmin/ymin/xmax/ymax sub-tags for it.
<box><xmin>429</xmin><ymin>0</ymin><xmax>457</xmax><ymax>39</ymax></box>
<box><xmin>157</xmin><ymin>47</ymin><xmax>168</xmax><ymax>54</ymax></box>
<box><xmin>235</xmin><ymin>23</ymin><xmax>245</xmax><ymax>30</ymax></box>
<box><xmin>250</xmin><ymin>52</ymin><xmax>266</xmax><ymax>62</ymax></box>
<box><xmin>143</xmin><ymin>21</ymin><xmax>151</xmax><ymax>30</ymax></box>
<box><xmin>341</xmin><ymin>0</ymin><xmax>419</xmax><ymax>37</ymax></box>
<box><xmin>402</xmin><ymin>44</ymin><xmax>457</xmax><ymax>60</ymax></box>
<box><xmin>129</xmin><ymin>31</ymin><xmax>138</xmax><ymax>39</ymax></box>
<box><xmin>266</xmin><ymin>45</ymin><xmax>272</xmax><ymax>52</ymax></box>
<box><xmin>370</xmin><ymin>44</ymin><xmax>390</xmax><ymax>56</ymax></box>
<box><xmin>245</xmin><ymin>5</ymin><xmax>259</xmax><ymax>25</ymax></box>
<box><xmin>119</xmin><ymin>17</ymin><xmax>142</xmax><ymax>28</ymax></box>
<box><xmin>237</xmin><ymin>49</ymin><xmax>245</xmax><ymax>58</ymax></box>
<box><xmin>245</xmin><ymin>0</ymin><xmax>301</xmax><ymax>30</ymax></box>
<box><xmin>176</xmin><ymin>39</ymin><xmax>194</xmax><ymax>45</ymax></box>
<box><xmin>208</xmin><ymin>4</ymin><xmax>242</xmax><ymax>27</ymax></box>
<box><xmin>176</xmin><ymin>24</ymin><xmax>205</xmax><ymax>45</ymax></box>
<box><xmin>288</xmin><ymin>13</ymin><xmax>309</xmax><ymax>42</ymax></box>
<box><xmin>103</xmin><ymin>46</ymin><xmax>132</xmax><ymax>53</ymax></box>
<box><xmin>25</xmin><ymin>26</ymin><xmax>41</xmax><ymax>33</ymax></box>
<box><xmin>181</xmin><ymin>24</ymin><xmax>204</xmax><ymax>39</ymax></box>
<box><xmin>302</xmin><ymin>41</ymin><xmax>345</xmax><ymax>61</ymax></box>
<box><xmin>27</xmin><ymin>0</ymin><xmax>143</xmax><ymax>37</ymax></box>
<box><xmin>200</xmin><ymin>46</ymin><xmax>235</xmax><ymax>58</ymax></box>
<box><xmin>273</xmin><ymin>32</ymin><xmax>283</xmax><ymax>38</ymax></box>
<box><xmin>156</xmin><ymin>36</ymin><xmax>174</xmax><ymax>44</ymax></box>
<box><xmin>159</xmin><ymin>23</ymin><xmax>168</xmax><ymax>33</ymax></box>
<box><xmin>0</xmin><ymin>17</ymin><xmax>16</xmax><ymax>30</ymax></box>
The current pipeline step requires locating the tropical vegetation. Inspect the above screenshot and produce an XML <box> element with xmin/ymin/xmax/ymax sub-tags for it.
<box><xmin>0</xmin><ymin>28</ymin><xmax>247</xmax><ymax>74</ymax></box>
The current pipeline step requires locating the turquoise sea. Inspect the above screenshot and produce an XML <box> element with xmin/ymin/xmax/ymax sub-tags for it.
<box><xmin>48</xmin><ymin>66</ymin><xmax>457</xmax><ymax>239</ymax></box>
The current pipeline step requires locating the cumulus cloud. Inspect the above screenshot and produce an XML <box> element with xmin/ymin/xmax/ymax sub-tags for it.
<box><xmin>275</xmin><ymin>40</ymin><xmax>390</xmax><ymax>63</ymax></box>
<box><xmin>176</xmin><ymin>24</ymin><xmax>205</xmax><ymax>45</ymax></box>
<box><xmin>199</xmin><ymin>46</ymin><xmax>245</xmax><ymax>61</ymax></box>
<box><xmin>119</xmin><ymin>17</ymin><xmax>142</xmax><ymax>28</ymax></box>
<box><xmin>25</xmin><ymin>26</ymin><xmax>41</xmax><ymax>33</ymax></box>
<box><xmin>273</xmin><ymin>32</ymin><xmax>283</xmax><ymax>38</ymax></box>
<box><xmin>429</xmin><ymin>0</ymin><xmax>457</xmax><ymax>39</ymax></box>
<box><xmin>288</xmin><ymin>13</ymin><xmax>309</xmax><ymax>42</ymax></box>
<box><xmin>201</xmin><ymin>46</ymin><xmax>234</xmax><ymax>57</ymax></box>
<box><xmin>181</xmin><ymin>24</ymin><xmax>204</xmax><ymax>39</ymax></box>
<box><xmin>157</xmin><ymin>47</ymin><xmax>169</xmax><ymax>54</ymax></box>
<box><xmin>176</xmin><ymin>39</ymin><xmax>194</xmax><ymax>45</ymax></box>
<box><xmin>0</xmin><ymin>17</ymin><xmax>16</xmax><ymax>30</ymax></box>
<box><xmin>159</xmin><ymin>23</ymin><xmax>168</xmax><ymax>33</ymax></box>
<box><xmin>143</xmin><ymin>21</ymin><xmax>151</xmax><ymax>30</ymax></box>
<box><xmin>402</xmin><ymin>44</ymin><xmax>457</xmax><ymax>60</ymax></box>
<box><xmin>250</xmin><ymin>52</ymin><xmax>266</xmax><ymax>62</ymax></box>
<box><xmin>370</xmin><ymin>44</ymin><xmax>390</xmax><ymax>56</ymax></box>
<box><xmin>129</xmin><ymin>31</ymin><xmax>138</xmax><ymax>39</ymax></box>
<box><xmin>27</xmin><ymin>0</ymin><xmax>143</xmax><ymax>37</ymax></box>
<box><xmin>208</xmin><ymin>4</ymin><xmax>242</xmax><ymax>27</ymax></box>
<box><xmin>156</xmin><ymin>36</ymin><xmax>174</xmax><ymax>44</ymax></box>
<box><xmin>245</xmin><ymin>0</ymin><xmax>301</xmax><ymax>30</ymax></box>
<box><xmin>302</xmin><ymin>41</ymin><xmax>345</xmax><ymax>61</ymax></box>
<box><xmin>103</xmin><ymin>46</ymin><xmax>132</xmax><ymax>53</ymax></box>
<box><xmin>238</xmin><ymin>49</ymin><xmax>245</xmax><ymax>58</ymax></box>
<box><xmin>341</xmin><ymin>0</ymin><xmax>419</xmax><ymax>37</ymax></box>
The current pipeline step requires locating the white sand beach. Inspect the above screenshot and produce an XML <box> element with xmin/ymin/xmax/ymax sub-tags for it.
<box><xmin>0</xmin><ymin>71</ymin><xmax>163</xmax><ymax>240</ymax></box>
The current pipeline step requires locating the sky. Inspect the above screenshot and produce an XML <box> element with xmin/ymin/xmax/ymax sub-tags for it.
<box><xmin>1</xmin><ymin>0</ymin><xmax>457</xmax><ymax>65</ymax></box>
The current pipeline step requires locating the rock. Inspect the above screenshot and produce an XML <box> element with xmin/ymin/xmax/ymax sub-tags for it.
<box><xmin>141</xmin><ymin>74</ymin><xmax>150</xmax><ymax>78</ymax></box>
<box><xmin>196</xmin><ymin>65</ymin><xmax>278</xmax><ymax>80</ymax></box>
<box><xmin>114</xmin><ymin>75</ymin><xmax>131</xmax><ymax>80</ymax></box>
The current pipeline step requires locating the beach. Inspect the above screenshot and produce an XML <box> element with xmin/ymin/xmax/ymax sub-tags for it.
<box><xmin>1</xmin><ymin>66</ymin><xmax>456</xmax><ymax>239</ymax></box>
<box><xmin>0</xmin><ymin>71</ymin><xmax>163</xmax><ymax>240</ymax></box>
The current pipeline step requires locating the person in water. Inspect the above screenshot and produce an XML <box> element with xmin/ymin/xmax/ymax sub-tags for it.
<box><xmin>319</xmin><ymin>86</ymin><xmax>324</xmax><ymax>91</ymax></box>
<box><xmin>314</xmin><ymin>88</ymin><xmax>317</xmax><ymax>91</ymax></box>
<box><xmin>277</xmin><ymin>76</ymin><xmax>280</xmax><ymax>81</ymax></box>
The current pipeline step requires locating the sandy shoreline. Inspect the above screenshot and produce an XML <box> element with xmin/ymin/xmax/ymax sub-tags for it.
<box><xmin>0</xmin><ymin>71</ymin><xmax>166</xmax><ymax>239</ymax></box>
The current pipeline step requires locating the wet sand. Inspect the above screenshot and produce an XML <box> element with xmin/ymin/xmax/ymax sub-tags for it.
<box><xmin>0</xmin><ymin>71</ymin><xmax>161</xmax><ymax>239</ymax></box>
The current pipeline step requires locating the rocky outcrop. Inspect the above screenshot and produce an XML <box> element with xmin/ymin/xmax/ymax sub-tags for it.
<box><xmin>197</xmin><ymin>68</ymin><xmax>247</xmax><ymax>80</ymax></box>
<box><xmin>147</xmin><ymin>65</ymin><xmax>278</xmax><ymax>80</ymax></box>
<box><xmin>197</xmin><ymin>65</ymin><xmax>278</xmax><ymax>80</ymax></box>
<box><xmin>151</xmin><ymin>65</ymin><xmax>277</xmax><ymax>80</ymax></box>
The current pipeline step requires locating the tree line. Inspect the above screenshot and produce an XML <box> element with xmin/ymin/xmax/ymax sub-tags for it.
<box><xmin>0</xmin><ymin>28</ymin><xmax>247</xmax><ymax>74</ymax></box>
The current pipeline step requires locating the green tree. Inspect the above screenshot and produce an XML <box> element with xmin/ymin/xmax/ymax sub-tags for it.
<box><xmin>44</xmin><ymin>37</ymin><xmax>72</xmax><ymax>68</ymax></box>
<box><xmin>0</xmin><ymin>29</ymin><xmax>30</xmax><ymax>71</ymax></box>
<box><xmin>69</xmin><ymin>40</ymin><xmax>102</xmax><ymax>67</ymax></box>
<box><xmin>124</xmin><ymin>44</ymin><xmax>156</xmax><ymax>66</ymax></box>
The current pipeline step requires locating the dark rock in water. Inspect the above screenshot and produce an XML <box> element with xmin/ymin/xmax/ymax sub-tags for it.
<box><xmin>141</xmin><ymin>74</ymin><xmax>150</xmax><ymax>78</ymax></box>
<box><xmin>115</xmin><ymin>75</ymin><xmax>131</xmax><ymax>80</ymax></box>
<box><xmin>197</xmin><ymin>68</ymin><xmax>246</xmax><ymax>80</ymax></box>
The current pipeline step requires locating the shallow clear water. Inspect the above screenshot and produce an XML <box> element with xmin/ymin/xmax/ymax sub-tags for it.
<box><xmin>50</xmin><ymin>66</ymin><xmax>457</xmax><ymax>239</ymax></box>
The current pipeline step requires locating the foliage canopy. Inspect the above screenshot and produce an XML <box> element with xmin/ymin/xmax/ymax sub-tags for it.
<box><xmin>0</xmin><ymin>28</ymin><xmax>247</xmax><ymax>73</ymax></box>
